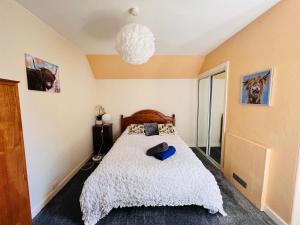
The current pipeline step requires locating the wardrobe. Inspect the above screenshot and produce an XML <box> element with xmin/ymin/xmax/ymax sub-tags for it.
<box><xmin>0</xmin><ymin>79</ymin><xmax>32</xmax><ymax>225</ymax></box>
<box><xmin>197</xmin><ymin>71</ymin><xmax>226</xmax><ymax>167</ymax></box>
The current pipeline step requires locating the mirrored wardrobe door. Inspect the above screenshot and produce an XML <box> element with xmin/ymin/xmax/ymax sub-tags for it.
<box><xmin>197</xmin><ymin>77</ymin><xmax>210</xmax><ymax>155</ymax></box>
<box><xmin>208</xmin><ymin>72</ymin><xmax>226</xmax><ymax>165</ymax></box>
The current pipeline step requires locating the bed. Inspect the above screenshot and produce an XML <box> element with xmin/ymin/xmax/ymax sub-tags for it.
<box><xmin>80</xmin><ymin>110</ymin><xmax>226</xmax><ymax>225</ymax></box>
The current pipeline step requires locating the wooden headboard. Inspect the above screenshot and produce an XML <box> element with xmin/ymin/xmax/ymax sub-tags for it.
<box><xmin>120</xmin><ymin>109</ymin><xmax>175</xmax><ymax>132</ymax></box>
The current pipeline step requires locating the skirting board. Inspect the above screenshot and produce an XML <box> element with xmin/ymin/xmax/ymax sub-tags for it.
<box><xmin>264</xmin><ymin>207</ymin><xmax>288</xmax><ymax>225</ymax></box>
<box><xmin>31</xmin><ymin>153</ymin><xmax>92</xmax><ymax>217</ymax></box>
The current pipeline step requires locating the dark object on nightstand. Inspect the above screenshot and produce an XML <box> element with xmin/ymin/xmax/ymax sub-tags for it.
<box><xmin>92</xmin><ymin>124</ymin><xmax>113</xmax><ymax>155</ymax></box>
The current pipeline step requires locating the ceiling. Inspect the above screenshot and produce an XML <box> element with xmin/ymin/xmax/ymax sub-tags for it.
<box><xmin>16</xmin><ymin>0</ymin><xmax>279</xmax><ymax>55</ymax></box>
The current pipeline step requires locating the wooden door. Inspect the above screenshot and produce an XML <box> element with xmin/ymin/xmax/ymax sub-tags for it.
<box><xmin>0</xmin><ymin>79</ymin><xmax>32</xmax><ymax>225</ymax></box>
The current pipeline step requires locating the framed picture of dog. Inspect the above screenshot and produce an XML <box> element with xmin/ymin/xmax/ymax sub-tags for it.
<box><xmin>25</xmin><ymin>54</ymin><xmax>61</xmax><ymax>93</ymax></box>
<box><xmin>241</xmin><ymin>69</ymin><xmax>272</xmax><ymax>105</ymax></box>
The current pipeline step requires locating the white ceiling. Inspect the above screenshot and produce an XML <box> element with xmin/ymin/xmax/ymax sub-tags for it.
<box><xmin>16</xmin><ymin>0</ymin><xmax>279</xmax><ymax>55</ymax></box>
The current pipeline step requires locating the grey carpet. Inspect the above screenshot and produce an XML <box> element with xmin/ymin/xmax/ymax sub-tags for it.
<box><xmin>33</xmin><ymin>148</ymin><xmax>275</xmax><ymax>225</ymax></box>
<box><xmin>199</xmin><ymin>146</ymin><xmax>221</xmax><ymax>164</ymax></box>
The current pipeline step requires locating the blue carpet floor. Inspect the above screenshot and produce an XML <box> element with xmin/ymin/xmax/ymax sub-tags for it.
<box><xmin>33</xmin><ymin>148</ymin><xmax>275</xmax><ymax>225</ymax></box>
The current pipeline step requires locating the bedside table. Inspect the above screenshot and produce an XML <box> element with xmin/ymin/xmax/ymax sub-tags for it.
<box><xmin>92</xmin><ymin>124</ymin><xmax>113</xmax><ymax>155</ymax></box>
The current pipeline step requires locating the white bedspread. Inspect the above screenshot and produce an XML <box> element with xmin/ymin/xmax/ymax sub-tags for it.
<box><xmin>80</xmin><ymin>130</ymin><xmax>226</xmax><ymax>225</ymax></box>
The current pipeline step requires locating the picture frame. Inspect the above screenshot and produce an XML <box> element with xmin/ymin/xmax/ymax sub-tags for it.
<box><xmin>240</xmin><ymin>69</ymin><xmax>273</xmax><ymax>106</ymax></box>
<box><xmin>25</xmin><ymin>54</ymin><xmax>61</xmax><ymax>93</ymax></box>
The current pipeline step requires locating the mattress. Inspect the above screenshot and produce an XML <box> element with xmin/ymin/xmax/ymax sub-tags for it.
<box><xmin>80</xmin><ymin>129</ymin><xmax>226</xmax><ymax>225</ymax></box>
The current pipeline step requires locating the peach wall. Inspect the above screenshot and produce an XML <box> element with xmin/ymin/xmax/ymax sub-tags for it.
<box><xmin>87</xmin><ymin>55</ymin><xmax>205</xmax><ymax>79</ymax></box>
<box><xmin>201</xmin><ymin>0</ymin><xmax>300</xmax><ymax>223</ymax></box>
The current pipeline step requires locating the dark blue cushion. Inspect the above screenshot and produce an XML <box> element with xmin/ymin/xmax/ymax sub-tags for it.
<box><xmin>144</xmin><ymin>123</ymin><xmax>159</xmax><ymax>136</ymax></box>
<box><xmin>146</xmin><ymin>142</ymin><xmax>168</xmax><ymax>156</ymax></box>
<box><xmin>154</xmin><ymin>146</ymin><xmax>176</xmax><ymax>160</ymax></box>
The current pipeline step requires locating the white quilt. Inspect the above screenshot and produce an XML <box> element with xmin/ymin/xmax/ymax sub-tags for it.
<box><xmin>80</xmin><ymin>130</ymin><xmax>226</xmax><ymax>225</ymax></box>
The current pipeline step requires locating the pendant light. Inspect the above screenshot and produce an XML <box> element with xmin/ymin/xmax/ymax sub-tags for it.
<box><xmin>115</xmin><ymin>7</ymin><xmax>155</xmax><ymax>64</ymax></box>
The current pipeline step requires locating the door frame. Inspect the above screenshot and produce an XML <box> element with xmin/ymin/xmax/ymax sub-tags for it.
<box><xmin>291</xmin><ymin>139</ymin><xmax>300</xmax><ymax>225</ymax></box>
<box><xmin>196</xmin><ymin>62</ymin><xmax>230</xmax><ymax>170</ymax></box>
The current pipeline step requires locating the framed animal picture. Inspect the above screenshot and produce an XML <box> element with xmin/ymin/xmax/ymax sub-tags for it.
<box><xmin>241</xmin><ymin>69</ymin><xmax>272</xmax><ymax>105</ymax></box>
<box><xmin>25</xmin><ymin>54</ymin><xmax>61</xmax><ymax>93</ymax></box>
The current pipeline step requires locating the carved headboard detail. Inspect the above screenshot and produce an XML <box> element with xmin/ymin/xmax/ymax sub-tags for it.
<box><xmin>120</xmin><ymin>109</ymin><xmax>175</xmax><ymax>133</ymax></box>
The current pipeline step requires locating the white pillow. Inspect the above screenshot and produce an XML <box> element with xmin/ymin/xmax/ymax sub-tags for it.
<box><xmin>158</xmin><ymin>123</ymin><xmax>175</xmax><ymax>135</ymax></box>
<box><xmin>128</xmin><ymin>124</ymin><xmax>145</xmax><ymax>135</ymax></box>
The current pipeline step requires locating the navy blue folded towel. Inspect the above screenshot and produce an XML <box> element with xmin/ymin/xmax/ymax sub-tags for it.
<box><xmin>146</xmin><ymin>142</ymin><xmax>168</xmax><ymax>156</ymax></box>
<box><xmin>154</xmin><ymin>146</ymin><xmax>176</xmax><ymax>161</ymax></box>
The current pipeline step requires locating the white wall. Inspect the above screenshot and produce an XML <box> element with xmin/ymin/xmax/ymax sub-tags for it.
<box><xmin>95</xmin><ymin>79</ymin><xmax>197</xmax><ymax>146</ymax></box>
<box><xmin>0</xmin><ymin>0</ymin><xmax>198</xmax><ymax>217</ymax></box>
<box><xmin>0</xmin><ymin>0</ymin><xmax>96</xmax><ymax>215</ymax></box>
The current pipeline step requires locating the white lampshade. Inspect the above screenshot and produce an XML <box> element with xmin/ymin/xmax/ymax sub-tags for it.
<box><xmin>115</xmin><ymin>23</ymin><xmax>155</xmax><ymax>65</ymax></box>
<box><xmin>102</xmin><ymin>113</ymin><xmax>112</xmax><ymax>124</ymax></box>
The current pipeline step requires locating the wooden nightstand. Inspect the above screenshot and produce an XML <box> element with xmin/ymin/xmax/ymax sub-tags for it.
<box><xmin>92</xmin><ymin>124</ymin><xmax>113</xmax><ymax>155</ymax></box>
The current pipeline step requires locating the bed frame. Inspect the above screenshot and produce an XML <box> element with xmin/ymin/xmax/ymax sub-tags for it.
<box><xmin>120</xmin><ymin>109</ymin><xmax>175</xmax><ymax>132</ymax></box>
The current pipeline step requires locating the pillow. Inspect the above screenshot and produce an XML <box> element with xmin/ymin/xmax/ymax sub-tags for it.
<box><xmin>158</xmin><ymin>123</ymin><xmax>175</xmax><ymax>135</ymax></box>
<box><xmin>144</xmin><ymin>123</ymin><xmax>159</xmax><ymax>136</ymax></box>
<box><xmin>128</xmin><ymin>124</ymin><xmax>144</xmax><ymax>135</ymax></box>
